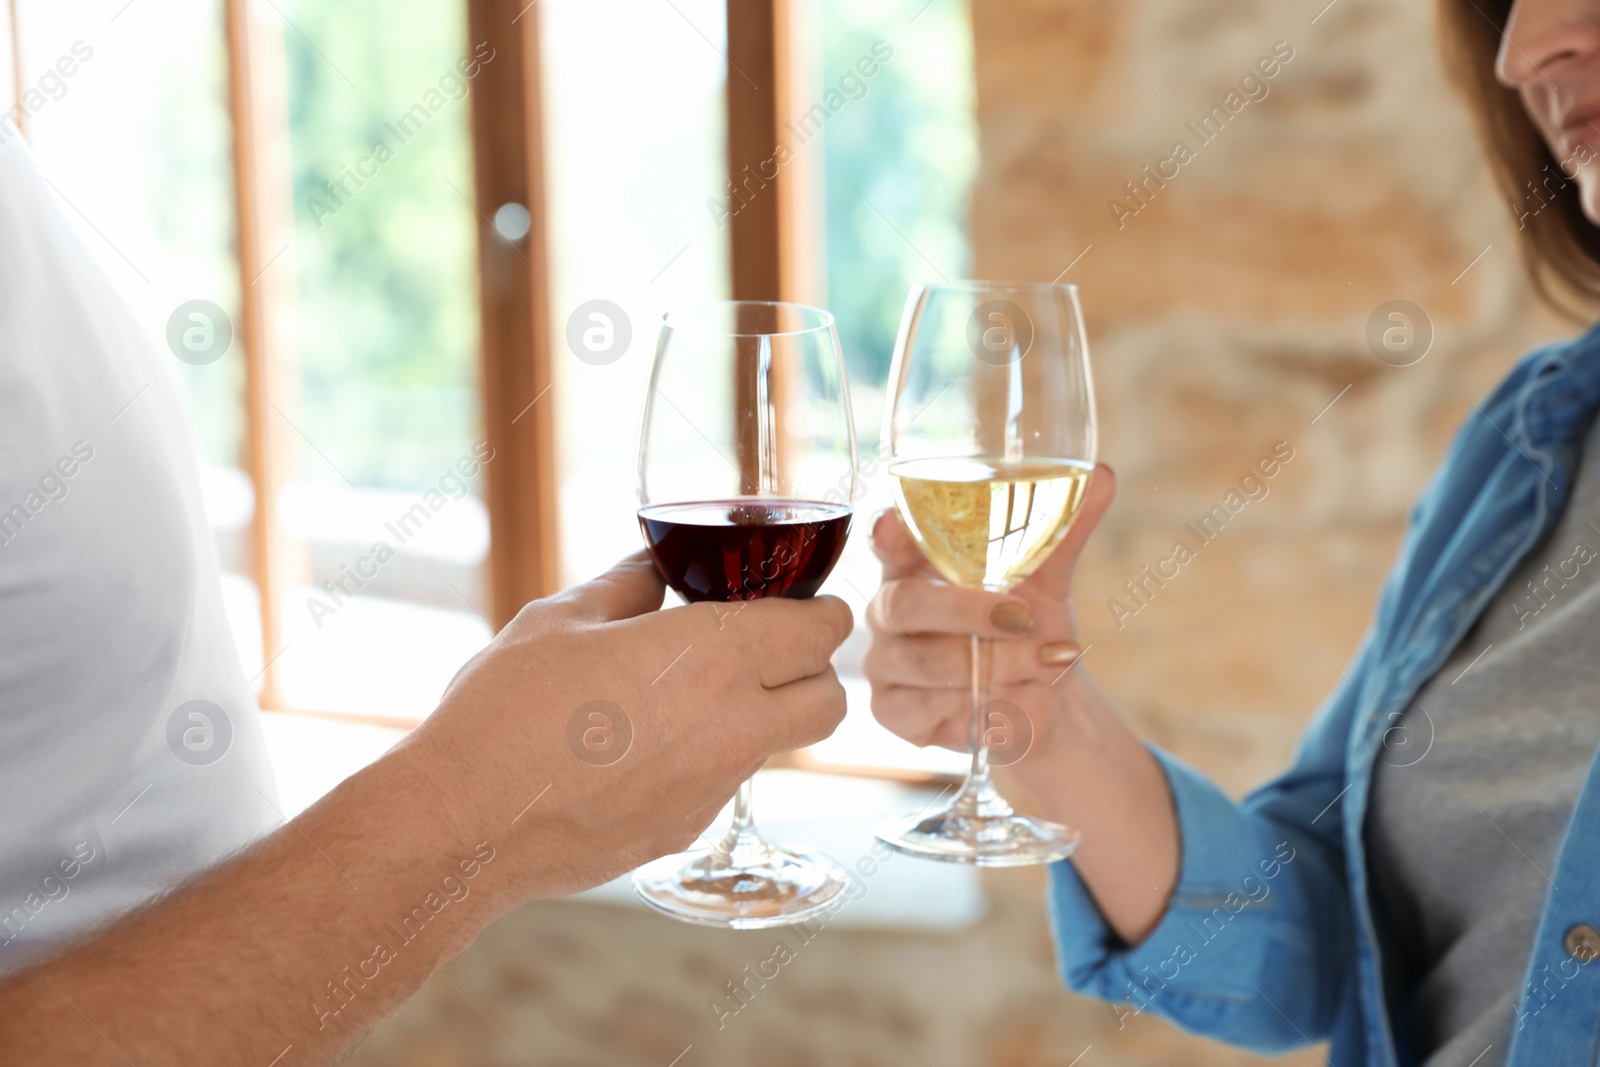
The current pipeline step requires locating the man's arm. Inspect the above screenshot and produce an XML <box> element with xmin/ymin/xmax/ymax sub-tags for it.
<box><xmin>5</xmin><ymin>743</ymin><xmax>511</xmax><ymax>1065</ymax></box>
<box><xmin>0</xmin><ymin>553</ymin><xmax>853</xmax><ymax>1065</ymax></box>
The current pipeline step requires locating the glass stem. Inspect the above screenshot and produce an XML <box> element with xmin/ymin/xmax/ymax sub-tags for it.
<box><xmin>716</xmin><ymin>332</ymin><xmax>778</xmax><ymax>869</ymax></box>
<box><xmin>715</xmin><ymin>777</ymin><xmax>772</xmax><ymax>868</ymax></box>
<box><xmin>953</xmin><ymin>633</ymin><xmax>1012</xmax><ymax>818</ymax></box>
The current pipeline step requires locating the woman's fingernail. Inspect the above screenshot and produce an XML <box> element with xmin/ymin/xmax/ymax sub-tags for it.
<box><xmin>871</xmin><ymin>507</ymin><xmax>895</xmax><ymax>542</ymax></box>
<box><xmin>990</xmin><ymin>601</ymin><xmax>1033</xmax><ymax>634</ymax></box>
<box><xmin>1038</xmin><ymin>641</ymin><xmax>1081</xmax><ymax>667</ymax></box>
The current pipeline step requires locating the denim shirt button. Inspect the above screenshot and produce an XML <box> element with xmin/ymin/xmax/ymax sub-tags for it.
<box><xmin>1563</xmin><ymin>923</ymin><xmax>1600</xmax><ymax>963</ymax></box>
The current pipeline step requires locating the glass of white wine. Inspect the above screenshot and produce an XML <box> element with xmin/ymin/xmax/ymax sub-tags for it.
<box><xmin>877</xmin><ymin>280</ymin><xmax>1097</xmax><ymax>866</ymax></box>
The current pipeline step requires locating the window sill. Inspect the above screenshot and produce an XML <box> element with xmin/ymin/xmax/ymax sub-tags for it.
<box><xmin>258</xmin><ymin>709</ymin><xmax>410</xmax><ymax>817</ymax></box>
<box><xmin>567</xmin><ymin>769</ymin><xmax>985</xmax><ymax>931</ymax></box>
<box><xmin>257</xmin><ymin>713</ymin><xmax>986</xmax><ymax>931</ymax></box>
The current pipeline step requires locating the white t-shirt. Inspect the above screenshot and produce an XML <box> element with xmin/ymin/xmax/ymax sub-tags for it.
<box><xmin>0</xmin><ymin>133</ymin><xmax>280</xmax><ymax>973</ymax></box>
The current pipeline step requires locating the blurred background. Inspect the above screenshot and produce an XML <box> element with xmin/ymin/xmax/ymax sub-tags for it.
<box><xmin>0</xmin><ymin>0</ymin><xmax>1574</xmax><ymax>1062</ymax></box>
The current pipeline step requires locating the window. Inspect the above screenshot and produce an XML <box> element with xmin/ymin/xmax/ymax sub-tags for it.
<box><xmin>268</xmin><ymin>0</ymin><xmax>491</xmax><ymax>717</ymax></box>
<box><xmin>8</xmin><ymin>0</ymin><xmax>493</xmax><ymax>724</ymax></box>
<box><xmin>805</xmin><ymin>0</ymin><xmax>978</xmax><ymax>776</ymax></box>
<box><xmin>538</xmin><ymin>0</ymin><xmax>979</xmax><ymax>777</ymax></box>
<box><xmin>5</xmin><ymin>0</ymin><xmax>978</xmax><ymax>779</ymax></box>
<box><xmin>541</xmin><ymin>0</ymin><xmax>731</xmax><ymax>586</ymax></box>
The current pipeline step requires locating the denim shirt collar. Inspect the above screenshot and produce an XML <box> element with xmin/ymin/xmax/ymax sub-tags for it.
<box><xmin>1519</xmin><ymin>318</ymin><xmax>1600</xmax><ymax>452</ymax></box>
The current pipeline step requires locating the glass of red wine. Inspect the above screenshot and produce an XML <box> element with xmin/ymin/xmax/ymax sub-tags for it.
<box><xmin>632</xmin><ymin>300</ymin><xmax>857</xmax><ymax>928</ymax></box>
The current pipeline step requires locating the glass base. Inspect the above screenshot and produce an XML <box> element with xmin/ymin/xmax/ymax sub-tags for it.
<box><xmin>632</xmin><ymin>844</ymin><xmax>849</xmax><ymax>929</ymax></box>
<box><xmin>876</xmin><ymin>807</ymin><xmax>1081</xmax><ymax>867</ymax></box>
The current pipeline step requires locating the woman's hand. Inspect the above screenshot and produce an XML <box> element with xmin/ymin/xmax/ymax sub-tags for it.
<box><xmin>863</xmin><ymin>465</ymin><xmax>1180</xmax><ymax>942</ymax></box>
<box><xmin>863</xmin><ymin>463</ymin><xmax>1117</xmax><ymax>759</ymax></box>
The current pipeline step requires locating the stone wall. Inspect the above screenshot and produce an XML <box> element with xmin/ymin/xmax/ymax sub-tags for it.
<box><xmin>346</xmin><ymin>877</ymin><xmax>1316</xmax><ymax>1066</ymax></box>
<box><xmin>344</xmin><ymin>0</ymin><xmax>1578</xmax><ymax>1063</ymax></box>
<box><xmin>967</xmin><ymin>0</ymin><xmax>1569</xmax><ymax>796</ymax></box>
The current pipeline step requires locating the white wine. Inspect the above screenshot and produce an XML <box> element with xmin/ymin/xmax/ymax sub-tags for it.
<box><xmin>891</xmin><ymin>456</ymin><xmax>1094</xmax><ymax>591</ymax></box>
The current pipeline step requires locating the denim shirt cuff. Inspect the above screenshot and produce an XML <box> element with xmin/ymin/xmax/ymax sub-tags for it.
<box><xmin>1046</xmin><ymin>746</ymin><xmax>1301</xmax><ymax>1011</ymax></box>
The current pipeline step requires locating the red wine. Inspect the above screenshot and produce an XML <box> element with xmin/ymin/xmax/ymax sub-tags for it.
<box><xmin>638</xmin><ymin>499</ymin><xmax>853</xmax><ymax>602</ymax></box>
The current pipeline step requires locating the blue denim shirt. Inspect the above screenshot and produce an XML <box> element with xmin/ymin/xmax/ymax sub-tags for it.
<box><xmin>1047</xmin><ymin>326</ymin><xmax>1600</xmax><ymax>1066</ymax></box>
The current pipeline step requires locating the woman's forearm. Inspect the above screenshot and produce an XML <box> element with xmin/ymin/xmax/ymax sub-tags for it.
<box><xmin>1009</xmin><ymin>669</ymin><xmax>1181</xmax><ymax>945</ymax></box>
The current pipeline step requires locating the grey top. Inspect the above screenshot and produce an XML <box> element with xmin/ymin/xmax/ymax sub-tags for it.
<box><xmin>1367</xmin><ymin>414</ymin><xmax>1600</xmax><ymax>1067</ymax></box>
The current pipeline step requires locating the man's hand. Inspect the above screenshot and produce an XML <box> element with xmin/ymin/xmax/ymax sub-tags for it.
<box><xmin>0</xmin><ymin>553</ymin><xmax>852</xmax><ymax>1066</ymax></box>
<box><xmin>409</xmin><ymin>550</ymin><xmax>854</xmax><ymax>902</ymax></box>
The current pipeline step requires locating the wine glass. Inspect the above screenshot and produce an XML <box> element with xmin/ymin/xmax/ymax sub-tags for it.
<box><xmin>632</xmin><ymin>300</ymin><xmax>857</xmax><ymax>927</ymax></box>
<box><xmin>876</xmin><ymin>281</ymin><xmax>1096</xmax><ymax>866</ymax></box>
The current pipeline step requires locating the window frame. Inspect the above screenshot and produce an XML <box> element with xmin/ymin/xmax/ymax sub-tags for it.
<box><xmin>5</xmin><ymin>0</ymin><xmax>953</xmax><ymax>784</ymax></box>
<box><xmin>224</xmin><ymin>0</ymin><xmax>562</xmax><ymax>713</ymax></box>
